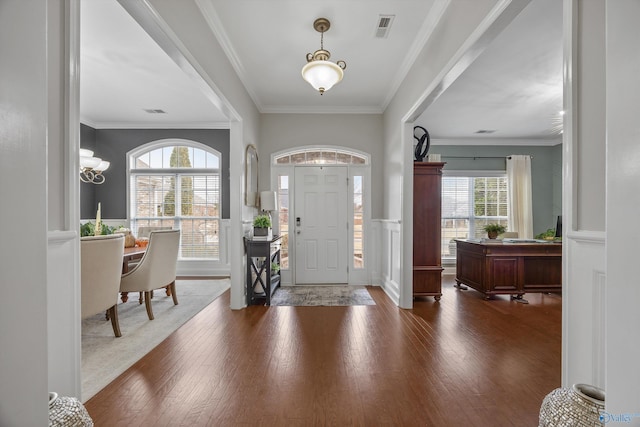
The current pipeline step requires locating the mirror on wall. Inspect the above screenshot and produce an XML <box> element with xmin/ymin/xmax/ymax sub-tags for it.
<box><xmin>245</xmin><ymin>144</ymin><xmax>258</xmax><ymax>206</ymax></box>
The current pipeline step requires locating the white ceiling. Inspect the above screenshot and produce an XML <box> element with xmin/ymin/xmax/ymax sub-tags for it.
<box><xmin>80</xmin><ymin>0</ymin><xmax>228</xmax><ymax>127</ymax></box>
<box><xmin>80</xmin><ymin>0</ymin><xmax>562</xmax><ymax>141</ymax></box>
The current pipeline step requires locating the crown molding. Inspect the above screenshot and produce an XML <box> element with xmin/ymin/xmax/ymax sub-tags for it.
<box><xmin>195</xmin><ymin>0</ymin><xmax>265</xmax><ymax>112</ymax></box>
<box><xmin>431</xmin><ymin>137</ymin><xmax>562</xmax><ymax>146</ymax></box>
<box><xmin>260</xmin><ymin>105</ymin><xmax>384</xmax><ymax>115</ymax></box>
<box><xmin>381</xmin><ymin>0</ymin><xmax>451</xmax><ymax>110</ymax></box>
<box><xmin>79</xmin><ymin>116</ymin><xmax>98</xmax><ymax>129</ymax></box>
<box><xmin>80</xmin><ymin>120</ymin><xmax>230</xmax><ymax>130</ymax></box>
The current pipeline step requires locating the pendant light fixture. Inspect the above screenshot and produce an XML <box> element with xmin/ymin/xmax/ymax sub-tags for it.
<box><xmin>301</xmin><ymin>18</ymin><xmax>346</xmax><ymax>95</ymax></box>
<box><xmin>80</xmin><ymin>148</ymin><xmax>110</xmax><ymax>184</ymax></box>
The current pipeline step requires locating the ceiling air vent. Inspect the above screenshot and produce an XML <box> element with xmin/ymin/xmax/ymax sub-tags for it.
<box><xmin>374</xmin><ymin>15</ymin><xmax>395</xmax><ymax>38</ymax></box>
<box><xmin>143</xmin><ymin>109</ymin><xmax>167</xmax><ymax>114</ymax></box>
<box><xmin>475</xmin><ymin>129</ymin><xmax>496</xmax><ymax>134</ymax></box>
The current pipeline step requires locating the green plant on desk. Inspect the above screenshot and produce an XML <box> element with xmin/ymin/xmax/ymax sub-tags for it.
<box><xmin>253</xmin><ymin>215</ymin><xmax>271</xmax><ymax>228</ymax></box>
<box><xmin>535</xmin><ymin>228</ymin><xmax>560</xmax><ymax>241</ymax></box>
<box><xmin>483</xmin><ymin>223</ymin><xmax>506</xmax><ymax>239</ymax></box>
<box><xmin>253</xmin><ymin>214</ymin><xmax>272</xmax><ymax>237</ymax></box>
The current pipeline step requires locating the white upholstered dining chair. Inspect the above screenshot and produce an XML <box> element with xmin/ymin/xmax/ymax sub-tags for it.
<box><xmin>81</xmin><ymin>234</ymin><xmax>125</xmax><ymax>337</ymax></box>
<box><xmin>119</xmin><ymin>229</ymin><xmax>180</xmax><ymax>320</ymax></box>
<box><xmin>136</xmin><ymin>226</ymin><xmax>172</xmax><ymax>238</ymax></box>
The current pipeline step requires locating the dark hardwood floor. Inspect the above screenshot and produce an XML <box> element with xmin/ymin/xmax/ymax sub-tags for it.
<box><xmin>85</xmin><ymin>275</ymin><xmax>561</xmax><ymax>426</ymax></box>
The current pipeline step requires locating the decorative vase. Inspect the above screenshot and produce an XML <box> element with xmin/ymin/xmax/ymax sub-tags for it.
<box><xmin>487</xmin><ymin>231</ymin><xmax>498</xmax><ymax>239</ymax></box>
<box><xmin>115</xmin><ymin>228</ymin><xmax>136</xmax><ymax>247</ymax></box>
<box><xmin>49</xmin><ymin>392</ymin><xmax>94</xmax><ymax>427</ymax></box>
<box><xmin>539</xmin><ymin>383</ymin><xmax>605</xmax><ymax>427</ymax></box>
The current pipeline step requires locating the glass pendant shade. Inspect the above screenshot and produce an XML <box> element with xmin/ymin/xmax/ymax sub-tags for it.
<box><xmin>94</xmin><ymin>160</ymin><xmax>110</xmax><ymax>172</ymax></box>
<box><xmin>302</xmin><ymin>60</ymin><xmax>344</xmax><ymax>94</ymax></box>
<box><xmin>80</xmin><ymin>155</ymin><xmax>101</xmax><ymax>169</ymax></box>
<box><xmin>79</xmin><ymin>147</ymin><xmax>109</xmax><ymax>184</ymax></box>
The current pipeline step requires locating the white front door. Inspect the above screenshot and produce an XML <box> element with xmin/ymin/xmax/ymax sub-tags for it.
<box><xmin>294</xmin><ymin>166</ymin><xmax>348</xmax><ymax>284</ymax></box>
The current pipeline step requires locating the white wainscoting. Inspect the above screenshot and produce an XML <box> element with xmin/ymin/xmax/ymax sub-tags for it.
<box><xmin>47</xmin><ymin>230</ymin><xmax>81</xmax><ymax>398</ymax></box>
<box><xmin>562</xmin><ymin>230</ymin><xmax>606</xmax><ymax>390</ymax></box>
<box><xmin>373</xmin><ymin>219</ymin><xmax>402</xmax><ymax>306</ymax></box>
<box><xmin>176</xmin><ymin>219</ymin><xmax>231</xmax><ymax>277</ymax></box>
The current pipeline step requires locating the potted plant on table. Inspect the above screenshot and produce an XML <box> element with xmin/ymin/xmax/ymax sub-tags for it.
<box><xmin>253</xmin><ymin>214</ymin><xmax>272</xmax><ymax>237</ymax></box>
<box><xmin>483</xmin><ymin>223</ymin><xmax>506</xmax><ymax>239</ymax></box>
<box><xmin>271</xmin><ymin>261</ymin><xmax>280</xmax><ymax>275</ymax></box>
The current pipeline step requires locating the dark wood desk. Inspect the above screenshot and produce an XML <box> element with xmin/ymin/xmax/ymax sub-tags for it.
<box><xmin>455</xmin><ymin>239</ymin><xmax>562</xmax><ymax>301</ymax></box>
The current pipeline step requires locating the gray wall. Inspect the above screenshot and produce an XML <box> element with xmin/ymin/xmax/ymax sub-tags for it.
<box><xmin>81</xmin><ymin>125</ymin><xmax>230</xmax><ymax>219</ymax></box>
<box><xmin>259</xmin><ymin>113</ymin><xmax>384</xmax><ymax>218</ymax></box>
<box><xmin>429</xmin><ymin>144</ymin><xmax>562</xmax><ymax>236</ymax></box>
<box><xmin>80</xmin><ymin>124</ymin><xmax>97</xmax><ymax>217</ymax></box>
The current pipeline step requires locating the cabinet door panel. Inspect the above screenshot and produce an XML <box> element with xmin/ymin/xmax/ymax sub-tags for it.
<box><xmin>488</xmin><ymin>258</ymin><xmax>519</xmax><ymax>291</ymax></box>
<box><xmin>523</xmin><ymin>257</ymin><xmax>562</xmax><ymax>290</ymax></box>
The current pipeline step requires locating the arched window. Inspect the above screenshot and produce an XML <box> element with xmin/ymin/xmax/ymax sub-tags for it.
<box><xmin>128</xmin><ymin>140</ymin><xmax>221</xmax><ymax>260</ymax></box>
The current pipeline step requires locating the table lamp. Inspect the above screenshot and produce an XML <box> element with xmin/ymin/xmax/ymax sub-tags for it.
<box><xmin>260</xmin><ymin>191</ymin><xmax>278</xmax><ymax>227</ymax></box>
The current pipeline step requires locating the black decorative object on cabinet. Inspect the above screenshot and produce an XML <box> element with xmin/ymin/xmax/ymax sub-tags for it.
<box><xmin>413</xmin><ymin>126</ymin><xmax>431</xmax><ymax>161</ymax></box>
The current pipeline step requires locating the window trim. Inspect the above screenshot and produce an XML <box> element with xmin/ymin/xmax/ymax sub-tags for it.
<box><xmin>127</xmin><ymin>139</ymin><xmax>222</xmax><ymax>260</ymax></box>
<box><xmin>271</xmin><ymin>145</ymin><xmax>370</xmax><ymax>165</ymax></box>
<box><xmin>441</xmin><ymin>170</ymin><xmax>509</xmax><ymax>261</ymax></box>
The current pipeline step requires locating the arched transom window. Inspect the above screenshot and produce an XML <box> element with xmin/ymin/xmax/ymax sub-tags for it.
<box><xmin>129</xmin><ymin>141</ymin><xmax>221</xmax><ymax>260</ymax></box>
<box><xmin>273</xmin><ymin>148</ymin><xmax>368</xmax><ymax>165</ymax></box>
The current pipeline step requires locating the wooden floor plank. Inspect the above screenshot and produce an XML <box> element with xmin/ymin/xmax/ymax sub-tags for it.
<box><xmin>85</xmin><ymin>275</ymin><xmax>561</xmax><ymax>426</ymax></box>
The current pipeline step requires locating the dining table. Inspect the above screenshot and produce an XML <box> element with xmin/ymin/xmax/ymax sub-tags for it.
<box><xmin>122</xmin><ymin>245</ymin><xmax>146</xmax><ymax>273</ymax></box>
<box><xmin>120</xmin><ymin>245</ymin><xmax>146</xmax><ymax>303</ymax></box>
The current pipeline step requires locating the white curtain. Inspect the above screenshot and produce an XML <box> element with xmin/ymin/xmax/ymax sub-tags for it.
<box><xmin>427</xmin><ymin>153</ymin><xmax>441</xmax><ymax>162</ymax></box>
<box><xmin>506</xmin><ymin>155</ymin><xmax>533</xmax><ymax>238</ymax></box>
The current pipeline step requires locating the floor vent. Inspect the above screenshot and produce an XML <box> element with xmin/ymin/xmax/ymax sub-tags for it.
<box><xmin>143</xmin><ymin>109</ymin><xmax>167</xmax><ymax>114</ymax></box>
<box><xmin>374</xmin><ymin>15</ymin><xmax>395</xmax><ymax>38</ymax></box>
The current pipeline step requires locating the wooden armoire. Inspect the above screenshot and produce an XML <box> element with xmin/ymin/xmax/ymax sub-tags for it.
<box><xmin>413</xmin><ymin>162</ymin><xmax>445</xmax><ymax>300</ymax></box>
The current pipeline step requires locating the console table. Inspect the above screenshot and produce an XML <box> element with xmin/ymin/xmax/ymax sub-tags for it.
<box><xmin>244</xmin><ymin>235</ymin><xmax>282</xmax><ymax>306</ymax></box>
<box><xmin>455</xmin><ymin>239</ymin><xmax>561</xmax><ymax>301</ymax></box>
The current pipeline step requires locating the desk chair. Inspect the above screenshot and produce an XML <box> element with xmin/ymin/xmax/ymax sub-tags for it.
<box><xmin>499</xmin><ymin>231</ymin><xmax>519</xmax><ymax>239</ymax></box>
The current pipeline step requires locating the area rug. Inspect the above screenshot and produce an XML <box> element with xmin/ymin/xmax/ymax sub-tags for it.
<box><xmin>270</xmin><ymin>285</ymin><xmax>376</xmax><ymax>306</ymax></box>
<box><xmin>81</xmin><ymin>278</ymin><xmax>230</xmax><ymax>402</ymax></box>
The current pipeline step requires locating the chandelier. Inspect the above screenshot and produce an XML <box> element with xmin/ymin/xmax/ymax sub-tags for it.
<box><xmin>80</xmin><ymin>148</ymin><xmax>110</xmax><ymax>184</ymax></box>
<box><xmin>301</xmin><ymin>18</ymin><xmax>346</xmax><ymax>95</ymax></box>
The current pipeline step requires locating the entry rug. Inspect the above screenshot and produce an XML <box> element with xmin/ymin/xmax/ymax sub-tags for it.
<box><xmin>81</xmin><ymin>279</ymin><xmax>230</xmax><ymax>402</ymax></box>
<box><xmin>270</xmin><ymin>285</ymin><xmax>376</xmax><ymax>306</ymax></box>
